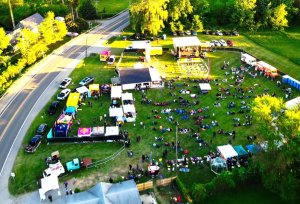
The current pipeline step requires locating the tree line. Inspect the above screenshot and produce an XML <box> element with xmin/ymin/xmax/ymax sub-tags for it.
<box><xmin>0</xmin><ymin>11</ymin><xmax>67</xmax><ymax>94</ymax></box>
<box><xmin>130</xmin><ymin>0</ymin><xmax>300</xmax><ymax>35</ymax></box>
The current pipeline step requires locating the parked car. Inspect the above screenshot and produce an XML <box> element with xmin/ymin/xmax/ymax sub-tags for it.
<box><xmin>185</xmin><ymin>30</ymin><xmax>191</xmax><ymax>35</ymax></box>
<box><xmin>66</xmin><ymin>32</ymin><xmax>79</xmax><ymax>37</ymax></box>
<box><xmin>59</xmin><ymin>78</ymin><xmax>72</xmax><ymax>89</ymax></box>
<box><xmin>177</xmin><ymin>31</ymin><xmax>184</xmax><ymax>36</ymax></box>
<box><xmin>57</xmin><ymin>89</ymin><xmax>71</xmax><ymax>100</ymax></box>
<box><xmin>209</xmin><ymin>30</ymin><xmax>216</xmax><ymax>35</ymax></box>
<box><xmin>232</xmin><ymin>30</ymin><xmax>239</xmax><ymax>36</ymax></box>
<box><xmin>219</xmin><ymin>39</ymin><xmax>227</xmax><ymax>46</ymax></box>
<box><xmin>79</xmin><ymin>76</ymin><xmax>94</xmax><ymax>86</ymax></box>
<box><xmin>227</xmin><ymin>40</ymin><xmax>234</xmax><ymax>46</ymax></box>
<box><xmin>107</xmin><ymin>55</ymin><xmax>116</xmax><ymax>65</ymax></box>
<box><xmin>215</xmin><ymin>30</ymin><xmax>223</xmax><ymax>36</ymax></box>
<box><xmin>48</xmin><ymin>101</ymin><xmax>60</xmax><ymax>115</ymax></box>
<box><xmin>66</xmin><ymin>158</ymin><xmax>81</xmax><ymax>172</ymax></box>
<box><xmin>25</xmin><ymin>135</ymin><xmax>42</xmax><ymax>153</ymax></box>
<box><xmin>172</xmin><ymin>31</ymin><xmax>177</xmax><ymax>36</ymax></box>
<box><xmin>129</xmin><ymin>33</ymin><xmax>140</xmax><ymax>40</ymax></box>
<box><xmin>224</xmin><ymin>31</ymin><xmax>231</xmax><ymax>36</ymax></box>
<box><xmin>37</xmin><ymin>123</ymin><xmax>48</xmax><ymax>135</ymax></box>
<box><xmin>191</xmin><ymin>30</ymin><xmax>197</xmax><ymax>36</ymax></box>
<box><xmin>211</xmin><ymin>40</ymin><xmax>221</xmax><ymax>46</ymax></box>
<box><xmin>202</xmin><ymin>30</ymin><xmax>209</xmax><ymax>35</ymax></box>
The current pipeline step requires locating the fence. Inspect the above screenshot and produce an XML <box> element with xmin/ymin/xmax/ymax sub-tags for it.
<box><xmin>137</xmin><ymin>181</ymin><xmax>154</xmax><ymax>191</ymax></box>
<box><xmin>136</xmin><ymin>176</ymin><xmax>177</xmax><ymax>192</ymax></box>
<box><xmin>47</xmin><ymin>135</ymin><xmax>124</xmax><ymax>143</ymax></box>
<box><xmin>156</xmin><ymin>176</ymin><xmax>177</xmax><ymax>187</ymax></box>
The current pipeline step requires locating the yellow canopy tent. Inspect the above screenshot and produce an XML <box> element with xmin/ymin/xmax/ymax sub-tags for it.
<box><xmin>66</xmin><ymin>93</ymin><xmax>80</xmax><ymax>107</ymax></box>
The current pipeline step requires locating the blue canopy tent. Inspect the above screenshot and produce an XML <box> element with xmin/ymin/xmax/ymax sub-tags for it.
<box><xmin>65</xmin><ymin>106</ymin><xmax>76</xmax><ymax>116</ymax></box>
<box><xmin>54</xmin><ymin>124</ymin><xmax>69</xmax><ymax>137</ymax></box>
<box><xmin>246</xmin><ymin>144</ymin><xmax>260</xmax><ymax>154</ymax></box>
<box><xmin>233</xmin><ymin>145</ymin><xmax>248</xmax><ymax>158</ymax></box>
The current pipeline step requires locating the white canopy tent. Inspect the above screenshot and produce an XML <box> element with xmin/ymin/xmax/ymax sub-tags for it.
<box><xmin>39</xmin><ymin>175</ymin><xmax>60</xmax><ymax>200</ymax></box>
<box><xmin>105</xmin><ymin>126</ymin><xmax>119</xmax><ymax>136</ymax></box>
<box><xmin>285</xmin><ymin>97</ymin><xmax>300</xmax><ymax>109</ymax></box>
<box><xmin>173</xmin><ymin>37</ymin><xmax>201</xmax><ymax>48</ymax></box>
<box><xmin>123</xmin><ymin>105</ymin><xmax>136</xmax><ymax>122</ymax></box>
<box><xmin>130</xmin><ymin>41</ymin><xmax>150</xmax><ymax>49</ymax></box>
<box><xmin>123</xmin><ymin>104</ymin><xmax>136</xmax><ymax>114</ymax></box>
<box><xmin>121</xmin><ymin>92</ymin><xmax>133</xmax><ymax>101</ymax></box>
<box><xmin>241</xmin><ymin>53</ymin><xmax>256</xmax><ymax>66</ymax></box>
<box><xmin>149</xmin><ymin>66</ymin><xmax>162</xmax><ymax>82</ymax></box>
<box><xmin>256</xmin><ymin>61</ymin><xmax>277</xmax><ymax>72</ymax></box>
<box><xmin>76</xmin><ymin>86</ymin><xmax>90</xmax><ymax>98</ymax></box>
<box><xmin>217</xmin><ymin>144</ymin><xmax>238</xmax><ymax>160</ymax></box>
<box><xmin>199</xmin><ymin>83</ymin><xmax>212</xmax><ymax>91</ymax></box>
<box><xmin>109</xmin><ymin>107</ymin><xmax>123</xmax><ymax>117</ymax></box>
<box><xmin>111</xmin><ymin>86</ymin><xmax>122</xmax><ymax>98</ymax></box>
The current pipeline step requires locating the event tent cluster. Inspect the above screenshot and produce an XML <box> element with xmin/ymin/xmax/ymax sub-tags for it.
<box><xmin>109</xmin><ymin>86</ymin><xmax>137</xmax><ymax>123</ymax></box>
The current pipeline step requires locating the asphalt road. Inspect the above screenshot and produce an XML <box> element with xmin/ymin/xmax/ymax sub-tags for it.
<box><xmin>0</xmin><ymin>11</ymin><xmax>130</xmax><ymax>174</ymax></box>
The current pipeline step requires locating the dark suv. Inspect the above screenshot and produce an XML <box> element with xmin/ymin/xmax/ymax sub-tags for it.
<box><xmin>48</xmin><ymin>101</ymin><xmax>60</xmax><ymax>115</ymax></box>
<box><xmin>37</xmin><ymin>123</ymin><xmax>48</xmax><ymax>135</ymax></box>
<box><xmin>25</xmin><ymin>135</ymin><xmax>42</xmax><ymax>153</ymax></box>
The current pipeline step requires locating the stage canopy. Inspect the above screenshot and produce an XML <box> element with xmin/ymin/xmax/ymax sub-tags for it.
<box><xmin>111</xmin><ymin>86</ymin><xmax>122</xmax><ymax>98</ymax></box>
<box><xmin>173</xmin><ymin>36</ymin><xmax>201</xmax><ymax>48</ymax></box>
<box><xmin>217</xmin><ymin>144</ymin><xmax>238</xmax><ymax>160</ymax></box>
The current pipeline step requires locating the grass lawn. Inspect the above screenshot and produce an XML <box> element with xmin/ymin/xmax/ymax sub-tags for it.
<box><xmin>94</xmin><ymin>0</ymin><xmax>129</xmax><ymax>15</ymax></box>
<box><xmin>9</xmin><ymin>29</ymin><xmax>299</xmax><ymax>201</ymax></box>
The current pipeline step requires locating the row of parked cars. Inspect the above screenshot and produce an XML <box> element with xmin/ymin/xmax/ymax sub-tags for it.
<box><xmin>211</xmin><ymin>39</ymin><xmax>234</xmax><ymax>47</ymax></box>
<box><xmin>172</xmin><ymin>30</ymin><xmax>197</xmax><ymax>36</ymax></box>
<box><xmin>203</xmin><ymin>30</ymin><xmax>239</xmax><ymax>36</ymax></box>
<box><xmin>25</xmin><ymin>76</ymin><xmax>95</xmax><ymax>153</ymax></box>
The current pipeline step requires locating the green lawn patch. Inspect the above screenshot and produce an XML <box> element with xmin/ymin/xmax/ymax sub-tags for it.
<box><xmin>95</xmin><ymin>0</ymin><xmax>129</xmax><ymax>15</ymax></box>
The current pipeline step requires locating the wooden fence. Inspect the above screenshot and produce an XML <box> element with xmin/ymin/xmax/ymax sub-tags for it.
<box><xmin>136</xmin><ymin>176</ymin><xmax>177</xmax><ymax>191</ymax></box>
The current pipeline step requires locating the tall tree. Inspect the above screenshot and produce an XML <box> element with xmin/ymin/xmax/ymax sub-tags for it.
<box><xmin>270</xmin><ymin>3</ymin><xmax>289</xmax><ymax>30</ymax></box>
<box><xmin>231</xmin><ymin>0</ymin><xmax>257</xmax><ymax>30</ymax></box>
<box><xmin>0</xmin><ymin>27</ymin><xmax>10</xmax><ymax>53</ymax></box>
<box><xmin>255</xmin><ymin>0</ymin><xmax>272</xmax><ymax>28</ymax></box>
<box><xmin>78</xmin><ymin>0</ymin><xmax>97</xmax><ymax>20</ymax></box>
<box><xmin>130</xmin><ymin>0</ymin><xmax>169</xmax><ymax>35</ymax></box>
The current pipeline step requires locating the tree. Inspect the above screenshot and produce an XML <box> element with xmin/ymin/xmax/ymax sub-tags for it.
<box><xmin>168</xmin><ymin>0</ymin><xmax>193</xmax><ymax>31</ymax></box>
<box><xmin>255</xmin><ymin>0</ymin><xmax>272</xmax><ymax>28</ymax></box>
<box><xmin>231</xmin><ymin>0</ymin><xmax>257</xmax><ymax>30</ymax></box>
<box><xmin>130</xmin><ymin>0</ymin><xmax>169</xmax><ymax>35</ymax></box>
<box><xmin>78</xmin><ymin>0</ymin><xmax>97</xmax><ymax>20</ymax></box>
<box><xmin>192</xmin><ymin>184</ymin><xmax>207</xmax><ymax>202</ymax></box>
<box><xmin>0</xmin><ymin>27</ymin><xmax>10</xmax><ymax>54</ymax></box>
<box><xmin>191</xmin><ymin>15</ymin><xmax>203</xmax><ymax>31</ymax></box>
<box><xmin>270</xmin><ymin>3</ymin><xmax>288</xmax><ymax>30</ymax></box>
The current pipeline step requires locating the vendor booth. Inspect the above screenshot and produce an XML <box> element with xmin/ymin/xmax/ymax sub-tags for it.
<box><xmin>89</xmin><ymin>84</ymin><xmax>100</xmax><ymax>97</ymax></box>
<box><xmin>199</xmin><ymin>83</ymin><xmax>212</xmax><ymax>94</ymax></box>
<box><xmin>109</xmin><ymin>106</ymin><xmax>123</xmax><ymax>117</ymax></box>
<box><xmin>122</xmin><ymin>92</ymin><xmax>134</xmax><ymax>105</ymax></box>
<box><xmin>53</xmin><ymin>123</ymin><xmax>69</xmax><ymax>137</ymax></box>
<box><xmin>66</xmin><ymin>93</ymin><xmax>80</xmax><ymax>107</ymax></box>
<box><xmin>217</xmin><ymin>145</ymin><xmax>238</xmax><ymax>160</ymax></box>
<box><xmin>123</xmin><ymin>104</ymin><xmax>136</xmax><ymax>122</ymax></box>
<box><xmin>241</xmin><ymin>53</ymin><xmax>256</xmax><ymax>66</ymax></box>
<box><xmin>56</xmin><ymin>114</ymin><xmax>73</xmax><ymax>124</ymax></box>
<box><xmin>210</xmin><ymin>157</ymin><xmax>228</xmax><ymax>175</ymax></box>
<box><xmin>111</xmin><ymin>86</ymin><xmax>122</xmax><ymax>107</ymax></box>
<box><xmin>148</xmin><ymin>164</ymin><xmax>160</xmax><ymax>176</ymax></box>
<box><xmin>173</xmin><ymin>37</ymin><xmax>201</xmax><ymax>58</ymax></box>
<box><xmin>64</xmin><ymin>106</ymin><xmax>76</xmax><ymax>116</ymax></box>
<box><xmin>91</xmin><ymin>126</ymin><xmax>105</xmax><ymax>136</ymax></box>
<box><xmin>256</xmin><ymin>61</ymin><xmax>279</xmax><ymax>78</ymax></box>
<box><xmin>105</xmin><ymin>126</ymin><xmax>119</xmax><ymax>136</ymax></box>
<box><xmin>78</xmin><ymin>127</ymin><xmax>91</xmax><ymax>137</ymax></box>
<box><xmin>286</xmin><ymin>97</ymin><xmax>300</xmax><ymax>109</ymax></box>
<box><xmin>39</xmin><ymin>175</ymin><xmax>60</xmax><ymax>200</ymax></box>
<box><xmin>246</xmin><ymin>144</ymin><xmax>261</xmax><ymax>155</ymax></box>
<box><xmin>99</xmin><ymin>50</ymin><xmax>111</xmax><ymax>62</ymax></box>
<box><xmin>100</xmin><ymin>84</ymin><xmax>111</xmax><ymax>94</ymax></box>
<box><xmin>76</xmin><ymin>86</ymin><xmax>91</xmax><ymax>98</ymax></box>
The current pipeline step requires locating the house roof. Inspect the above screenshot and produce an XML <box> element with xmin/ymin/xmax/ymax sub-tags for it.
<box><xmin>119</xmin><ymin>68</ymin><xmax>152</xmax><ymax>84</ymax></box>
<box><xmin>16</xmin><ymin>13</ymin><xmax>44</xmax><ymax>30</ymax></box>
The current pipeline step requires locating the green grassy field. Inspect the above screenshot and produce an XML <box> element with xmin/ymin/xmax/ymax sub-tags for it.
<box><xmin>94</xmin><ymin>0</ymin><xmax>129</xmax><ymax>15</ymax></box>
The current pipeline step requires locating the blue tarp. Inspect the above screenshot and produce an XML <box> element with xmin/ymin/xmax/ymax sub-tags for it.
<box><xmin>65</xmin><ymin>106</ymin><xmax>76</xmax><ymax>114</ymax></box>
<box><xmin>246</xmin><ymin>144</ymin><xmax>260</xmax><ymax>154</ymax></box>
<box><xmin>233</xmin><ymin>145</ymin><xmax>248</xmax><ymax>157</ymax></box>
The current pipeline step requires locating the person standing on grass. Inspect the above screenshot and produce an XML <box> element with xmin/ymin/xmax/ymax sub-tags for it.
<box><xmin>48</xmin><ymin>195</ymin><xmax>53</xmax><ymax>202</ymax></box>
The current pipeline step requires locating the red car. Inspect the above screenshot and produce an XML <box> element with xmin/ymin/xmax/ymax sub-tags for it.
<box><xmin>227</xmin><ymin>40</ymin><xmax>234</xmax><ymax>47</ymax></box>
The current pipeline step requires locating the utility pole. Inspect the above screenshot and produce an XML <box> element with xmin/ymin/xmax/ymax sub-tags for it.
<box><xmin>85</xmin><ymin>36</ymin><xmax>88</xmax><ymax>58</ymax></box>
<box><xmin>8</xmin><ymin>0</ymin><xmax>15</xmax><ymax>30</ymax></box>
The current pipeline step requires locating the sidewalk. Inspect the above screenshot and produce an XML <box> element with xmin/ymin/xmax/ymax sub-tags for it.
<box><xmin>0</xmin><ymin>11</ymin><xmax>129</xmax><ymax>204</ymax></box>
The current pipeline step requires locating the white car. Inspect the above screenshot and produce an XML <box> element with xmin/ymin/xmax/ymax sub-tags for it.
<box><xmin>67</xmin><ymin>32</ymin><xmax>79</xmax><ymax>37</ymax></box>
<box><xmin>107</xmin><ymin>55</ymin><xmax>116</xmax><ymax>65</ymax></box>
<box><xmin>185</xmin><ymin>30</ymin><xmax>191</xmax><ymax>35</ymax></box>
<box><xmin>219</xmin><ymin>39</ymin><xmax>227</xmax><ymax>46</ymax></box>
<box><xmin>216</xmin><ymin>30</ymin><xmax>223</xmax><ymax>36</ymax></box>
<box><xmin>59</xmin><ymin>78</ymin><xmax>72</xmax><ymax>88</ymax></box>
<box><xmin>211</xmin><ymin>40</ymin><xmax>221</xmax><ymax>47</ymax></box>
<box><xmin>57</xmin><ymin>89</ymin><xmax>71</xmax><ymax>100</ymax></box>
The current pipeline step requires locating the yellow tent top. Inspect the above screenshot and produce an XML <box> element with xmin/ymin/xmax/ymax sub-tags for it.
<box><xmin>89</xmin><ymin>84</ymin><xmax>99</xmax><ymax>91</ymax></box>
<box><xmin>66</xmin><ymin>93</ymin><xmax>80</xmax><ymax>107</ymax></box>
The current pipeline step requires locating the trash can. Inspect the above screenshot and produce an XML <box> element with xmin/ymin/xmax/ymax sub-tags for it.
<box><xmin>162</xmin><ymin>34</ymin><xmax>166</xmax><ymax>40</ymax></box>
